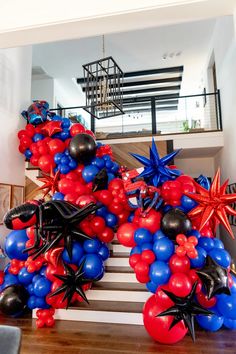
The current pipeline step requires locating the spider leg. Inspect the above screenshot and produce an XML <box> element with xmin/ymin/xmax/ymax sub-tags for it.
<box><xmin>71</xmin><ymin>229</ymin><xmax>92</xmax><ymax>240</ymax></box>
<box><xmin>30</xmin><ymin>242</ymin><xmax>49</xmax><ymax>259</ymax></box>
<box><xmin>65</xmin><ymin>233</ymin><xmax>73</xmax><ymax>261</ymax></box>
<box><xmin>71</xmin><ymin>203</ymin><xmax>100</xmax><ymax>224</ymax></box>
<box><xmin>43</xmin><ymin>232</ymin><xmax>63</xmax><ymax>254</ymax></box>
<box><xmin>42</xmin><ymin>225</ymin><xmax>64</xmax><ymax>231</ymax></box>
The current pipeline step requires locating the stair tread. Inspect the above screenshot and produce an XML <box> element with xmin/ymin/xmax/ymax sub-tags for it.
<box><xmin>110</xmin><ymin>254</ymin><xmax>130</xmax><ymax>258</ymax></box>
<box><xmin>70</xmin><ymin>300</ymin><xmax>144</xmax><ymax>313</ymax></box>
<box><xmin>105</xmin><ymin>266</ymin><xmax>133</xmax><ymax>273</ymax></box>
<box><xmin>93</xmin><ymin>282</ymin><xmax>145</xmax><ymax>291</ymax></box>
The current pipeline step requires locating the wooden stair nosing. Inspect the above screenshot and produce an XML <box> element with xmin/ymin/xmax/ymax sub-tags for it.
<box><xmin>93</xmin><ymin>282</ymin><xmax>146</xmax><ymax>291</ymax></box>
<box><xmin>69</xmin><ymin>300</ymin><xmax>144</xmax><ymax>313</ymax></box>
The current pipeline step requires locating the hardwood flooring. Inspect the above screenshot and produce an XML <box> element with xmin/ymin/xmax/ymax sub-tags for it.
<box><xmin>1</xmin><ymin>316</ymin><xmax>236</xmax><ymax>354</ymax></box>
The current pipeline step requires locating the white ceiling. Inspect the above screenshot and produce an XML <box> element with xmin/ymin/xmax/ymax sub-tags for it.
<box><xmin>32</xmin><ymin>18</ymin><xmax>216</xmax><ymax>94</ymax></box>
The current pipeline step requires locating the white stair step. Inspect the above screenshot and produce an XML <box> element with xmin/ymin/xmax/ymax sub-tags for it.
<box><xmin>99</xmin><ymin>272</ymin><xmax>136</xmax><ymax>283</ymax></box>
<box><xmin>33</xmin><ymin>309</ymin><xmax>143</xmax><ymax>325</ymax></box>
<box><xmin>105</xmin><ymin>257</ymin><xmax>130</xmax><ymax>267</ymax></box>
<box><xmin>112</xmin><ymin>244</ymin><xmax>131</xmax><ymax>254</ymax></box>
<box><xmin>86</xmin><ymin>289</ymin><xmax>149</xmax><ymax>302</ymax></box>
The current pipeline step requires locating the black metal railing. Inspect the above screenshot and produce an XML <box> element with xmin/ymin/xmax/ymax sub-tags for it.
<box><xmin>50</xmin><ymin>90</ymin><xmax>222</xmax><ymax>139</ymax></box>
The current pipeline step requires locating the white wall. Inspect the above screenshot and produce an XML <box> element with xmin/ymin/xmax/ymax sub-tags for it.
<box><xmin>205</xmin><ymin>16</ymin><xmax>236</xmax><ymax>257</ymax></box>
<box><xmin>31</xmin><ymin>77</ymin><xmax>54</xmax><ymax>108</ymax></box>
<box><xmin>175</xmin><ymin>157</ymin><xmax>215</xmax><ymax>178</ymax></box>
<box><xmin>0</xmin><ymin>46</ymin><xmax>32</xmax><ymax>263</ymax></box>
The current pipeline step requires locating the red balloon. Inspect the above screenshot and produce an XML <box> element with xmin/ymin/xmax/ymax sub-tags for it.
<box><xmin>117</xmin><ymin>211</ymin><xmax>130</xmax><ymax>225</ymax></box>
<box><xmin>188</xmin><ymin>269</ymin><xmax>202</xmax><ymax>293</ymax></box>
<box><xmin>75</xmin><ymin>182</ymin><xmax>88</xmax><ymax>196</ymax></box>
<box><xmin>85</xmin><ymin>129</ymin><xmax>95</xmax><ymax>139</ymax></box>
<box><xmin>136</xmin><ymin>273</ymin><xmax>150</xmax><ymax>283</ymax></box>
<box><xmin>141</xmin><ymin>250</ymin><xmax>156</xmax><ymax>265</ymax></box>
<box><xmin>30</xmin><ymin>155</ymin><xmax>39</xmax><ymax>166</ymax></box>
<box><xmin>38</xmin><ymin>154</ymin><xmax>55</xmax><ymax>173</ymax></box>
<box><xmin>155</xmin><ymin>285</ymin><xmax>173</xmax><ymax>307</ymax></box>
<box><xmin>64</xmin><ymin>193</ymin><xmax>79</xmax><ymax>204</ymax></box>
<box><xmin>98</xmin><ymin>227</ymin><xmax>114</xmax><ymax>243</ymax></box>
<box><xmin>196</xmin><ymin>292</ymin><xmax>217</xmax><ymax>308</ymax></box>
<box><xmin>65</xmin><ymin>171</ymin><xmax>79</xmax><ymax>181</ymax></box>
<box><xmin>18</xmin><ymin>129</ymin><xmax>28</xmax><ymax>139</ymax></box>
<box><xmin>90</xmin><ymin>216</ymin><xmax>106</xmax><ymax>234</ymax></box>
<box><xmin>76</xmin><ymin>195</ymin><xmax>97</xmax><ymax>208</ymax></box>
<box><xmin>20</xmin><ymin>136</ymin><xmax>32</xmax><ymax>149</ymax></box>
<box><xmin>58</xmin><ymin>178</ymin><xmax>75</xmax><ymax>195</ymax></box>
<box><xmin>108</xmin><ymin>203</ymin><xmax>123</xmax><ymax>215</ymax></box>
<box><xmin>79</xmin><ymin>220</ymin><xmax>95</xmax><ymax>237</ymax></box>
<box><xmin>169</xmin><ymin>273</ymin><xmax>192</xmax><ymax>297</ymax></box>
<box><xmin>108</xmin><ymin>178</ymin><xmax>124</xmax><ymax>191</ymax></box>
<box><xmin>70</xmin><ymin>123</ymin><xmax>85</xmax><ymax>136</ymax></box>
<box><xmin>48</xmin><ymin>139</ymin><xmax>65</xmax><ymax>155</ymax></box>
<box><xmin>129</xmin><ymin>254</ymin><xmax>141</xmax><ymax>269</ymax></box>
<box><xmin>143</xmin><ymin>295</ymin><xmax>187</xmax><ymax>344</ymax></box>
<box><xmin>25</xmin><ymin>124</ymin><xmax>35</xmax><ymax>137</ymax></box>
<box><xmin>38</xmin><ymin>144</ymin><xmax>49</xmax><ymax>155</ymax></box>
<box><xmin>117</xmin><ymin>223</ymin><xmax>137</xmax><ymax>247</ymax></box>
<box><xmin>134</xmin><ymin>261</ymin><xmax>149</xmax><ymax>277</ymax></box>
<box><xmin>137</xmin><ymin>209</ymin><xmax>161</xmax><ymax>234</ymax></box>
<box><xmin>169</xmin><ymin>254</ymin><xmax>190</xmax><ymax>274</ymax></box>
<box><xmin>94</xmin><ymin>190</ymin><xmax>113</xmax><ymax>206</ymax></box>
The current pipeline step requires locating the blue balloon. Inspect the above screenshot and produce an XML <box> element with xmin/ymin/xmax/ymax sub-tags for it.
<box><xmin>98</xmin><ymin>245</ymin><xmax>110</xmax><ymax>261</ymax></box>
<box><xmin>162</xmin><ymin>205</ymin><xmax>172</xmax><ymax>213</ymax></box>
<box><xmin>110</xmin><ymin>162</ymin><xmax>119</xmax><ymax>174</ymax></box>
<box><xmin>130</xmin><ymin>246</ymin><xmax>142</xmax><ymax>255</ymax></box>
<box><xmin>198</xmin><ymin>237</ymin><xmax>214</xmax><ymax>252</ymax></box>
<box><xmin>128</xmin><ymin>213</ymin><xmax>134</xmax><ymax>223</ymax></box>
<box><xmin>32</xmin><ymin>133</ymin><xmax>44</xmax><ymax>142</ymax></box>
<box><xmin>180</xmin><ymin>195</ymin><xmax>197</xmax><ymax>212</ymax></box>
<box><xmin>5</xmin><ymin>230</ymin><xmax>28</xmax><ymax>260</ymax></box>
<box><xmin>82</xmin><ymin>254</ymin><xmax>104</xmax><ymax>279</ymax></box>
<box><xmin>18</xmin><ymin>267</ymin><xmax>35</xmax><ymax>285</ymax></box>
<box><xmin>224</xmin><ymin>317</ymin><xmax>236</xmax><ymax>329</ymax></box>
<box><xmin>209</xmin><ymin>248</ymin><xmax>231</xmax><ymax>268</ymax></box>
<box><xmin>149</xmin><ymin>261</ymin><xmax>171</xmax><ymax>285</ymax></box>
<box><xmin>188</xmin><ymin>229</ymin><xmax>201</xmax><ymax>238</ymax></box>
<box><xmin>24</xmin><ymin>149</ymin><xmax>32</xmax><ymax>159</ymax></box>
<box><xmin>196</xmin><ymin>309</ymin><xmax>223</xmax><ymax>331</ymax></box>
<box><xmin>153</xmin><ymin>237</ymin><xmax>174</xmax><ymax>261</ymax></box>
<box><xmin>153</xmin><ymin>230</ymin><xmax>166</xmax><ymax>242</ymax></box>
<box><xmin>60</xmin><ymin>130</ymin><xmax>71</xmax><ymax>141</ymax></box>
<box><xmin>141</xmin><ymin>243</ymin><xmax>153</xmax><ymax>251</ymax></box>
<box><xmin>62</xmin><ymin>242</ymin><xmax>84</xmax><ymax>263</ymax></box>
<box><xmin>105</xmin><ymin>213</ymin><xmax>117</xmax><ymax>228</ymax></box>
<box><xmin>32</xmin><ymin>274</ymin><xmax>41</xmax><ymax>284</ymax></box>
<box><xmin>82</xmin><ymin>165</ymin><xmax>99</xmax><ymax>183</ymax></box>
<box><xmin>39</xmin><ymin>266</ymin><xmax>47</xmax><ymax>277</ymax></box>
<box><xmin>190</xmin><ymin>246</ymin><xmax>207</xmax><ymax>268</ymax></box>
<box><xmin>83</xmin><ymin>238</ymin><xmax>101</xmax><ymax>254</ymax></box>
<box><xmin>0</xmin><ymin>274</ymin><xmax>19</xmax><ymax>291</ymax></box>
<box><xmin>105</xmin><ymin>160</ymin><xmax>113</xmax><ymax>169</ymax></box>
<box><xmin>230</xmin><ymin>275</ymin><xmax>236</xmax><ymax>294</ymax></box>
<box><xmin>96</xmin><ymin>142</ymin><xmax>103</xmax><ymax>148</ymax></box>
<box><xmin>34</xmin><ymin>277</ymin><xmax>51</xmax><ymax>297</ymax></box>
<box><xmin>61</xmin><ymin>156</ymin><xmax>70</xmax><ymax>165</ymax></box>
<box><xmin>69</xmin><ymin>159</ymin><xmax>77</xmax><ymax>170</ymax></box>
<box><xmin>213</xmin><ymin>238</ymin><xmax>224</xmax><ymax>249</ymax></box>
<box><xmin>59</xmin><ymin>164</ymin><xmax>71</xmax><ymax>174</ymax></box>
<box><xmin>27</xmin><ymin>295</ymin><xmax>37</xmax><ymax>309</ymax></box>
<box><xmin>54</xmin><ymin>152</ymin><xmax>64</xmax><ymax>164</ymax></box>
<box><xmin>61</xmin><ymin>118</ymin><xmax>71</xmax><ymax>129</ymax></box>
<box><xmin>134</xmin><ymin>228</ymin><xmax>153</xmax><ymax>245</ymax></box>
<box><xmin>52</xmin><ymin>192</ymin><xmax>64</xmax><ymax>200</ymax></box>
<box><xmin>96</xmin><ymin>206</ymin><xmax>108</xmax><ymax>217</ymax></box>
<box><xmin>103</xmin><ymin>155</ymin><xmax>111</xmax><ymax>161</ymax></box>
<box><xmin>146</xmin><ymin>281</ymin><xmax>158</xmax><ymax>293</ymax></box>
<box><xmin>35</xmin><ymin>296</ymin><xmax>50</xmax><ymax>309</ymax></box>
<box><xmin>52</xmin><ymin>115</ymin><xmax>62</xmax><ymax>121</ymax></box>
<box><xmin>217</xmin><ymin>294</ymin><xmax>236</xmax><ymax>319</ymax></box>
<box><xmin>27</xmin><ymin>284</ymin><xmax>34</xmax><ymax>295</ymax></box>
<box><xmin>92</xmin><ymin>157</ymin><xmax>105</xmax><ymax>169</ymax></box>
<box><xmin>108</xmin><ymin>173</ymin><xmax>115</xmax><ymax>182</ymax></box>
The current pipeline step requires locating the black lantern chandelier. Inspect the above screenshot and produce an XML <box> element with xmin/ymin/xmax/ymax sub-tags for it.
<box><xmin>82</xmin><ymin>36</ymin><xmax>124</xmax><ymax>119</ymax></box>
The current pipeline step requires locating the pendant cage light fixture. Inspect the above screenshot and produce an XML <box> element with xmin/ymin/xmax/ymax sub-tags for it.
<box><xmin>82</xmin><ymin>36</ymin><xmax>124</xmax><ymax>119</ymax></box>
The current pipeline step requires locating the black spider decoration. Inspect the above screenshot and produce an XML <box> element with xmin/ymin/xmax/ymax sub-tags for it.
<box><xmin>157</xmin><ymin>282</ymin><xmax>213</xmax><ymax>341</ymax></box>
<box><xmin>49</xmin><ymin>260</ymin><xmax>92</xmax><ymax>308</ymax></box>
<box><xmin>23</xmin><ymin>200</ymin><xmax>100</xmax><ymax>260</ymax></box>
<box><xmin>92</xmin><ymin>168</ymin><xmax>108</xmax><ymax>192</ymax></box>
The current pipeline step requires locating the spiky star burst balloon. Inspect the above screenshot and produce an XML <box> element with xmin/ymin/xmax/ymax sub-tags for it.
<box><xmin>185</xmin><ymin>169</ymin><xmax>236</xmax><ymax>239</ymax></box>
<box><xmin>131</xmin><ymin>138</ymin><xmax>181</xmax><ymax>186</ymax></box>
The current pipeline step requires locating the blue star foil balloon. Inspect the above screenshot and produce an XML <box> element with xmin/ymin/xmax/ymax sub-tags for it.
<box><xmin>21</xmin><ymin>100</ymin><xmax>50</xmax><ymax>125</ymax></box>
<box><xmin>130</xmin><ymin>138</ymin><xmax>181</xmax><ymax>186</ymax></box>
<box><xmin>196</xmin><ymin>174</ymin><xmax>211</xmax><ymax>190</ymax></box>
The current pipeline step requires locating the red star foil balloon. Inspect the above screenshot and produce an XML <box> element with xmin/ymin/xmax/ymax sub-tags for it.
<box><xmin>185</xmin><ymin>169</ymin><xmax>236</xmax><ymax>239</ymax></box>
<box><xmin>42</xmin><ymin>121</ymin><xmax>62</xmax><ymax>136</ymax></box>
<box><xmin>37</xmin><ymin>169</ymin><xmax>60</xmax><ymax>197</ymax></box>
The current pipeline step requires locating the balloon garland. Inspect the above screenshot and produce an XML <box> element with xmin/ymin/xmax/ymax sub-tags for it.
<box><xmin>117</xmin><ymin>138</ymin><xmax>236</xmax><ymax>343</ymax></box>
<box><xmin>1</xmin><ymin>100</ymin><xmax>236</xmax><ymax>344</ymax></box>
<box><xmin>1</xmin><ymin>101</ymin><xmax>132</xmax><ymax>328</ymax></box>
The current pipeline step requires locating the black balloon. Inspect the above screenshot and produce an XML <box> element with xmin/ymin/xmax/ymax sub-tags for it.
<box><xmin>161</xmin><ymin>208</ymin><xmax>192</xmax><ymax>239</ymax></box>
<box><xmin>69</xmin><ymin>133</ymin><xmax>96</xmax><ymax>164</ymax></box>
<box><xmin>0</xmin><ymin>285</ymin><xmax>29</xmax><ymax>317</ymax></box>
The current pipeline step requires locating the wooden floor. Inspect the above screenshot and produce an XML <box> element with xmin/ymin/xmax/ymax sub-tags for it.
<box><xmin>1</xmin><ymin>316</ymin><xmax>236</xmax><ymax>354</ymax></box>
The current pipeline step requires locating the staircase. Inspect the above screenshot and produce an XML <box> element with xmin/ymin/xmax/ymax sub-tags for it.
<box><xmin>27</xmin><ymin>164</ymin><xmax>149</xmax><ymax>325</ymax></box>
